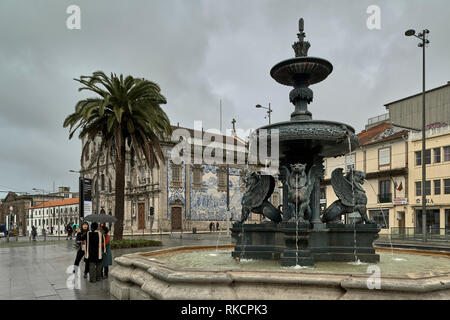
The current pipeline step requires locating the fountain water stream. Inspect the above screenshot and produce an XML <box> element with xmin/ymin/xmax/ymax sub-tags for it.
<box><xmin>366</xmin><ymin>183</ymin><xmax>406</xmax><ymax>262</ymax></box>
<box><xmin>295</xmin><ymin>174</ymin><xmax>299</xmax><ymax>266</ymax></box>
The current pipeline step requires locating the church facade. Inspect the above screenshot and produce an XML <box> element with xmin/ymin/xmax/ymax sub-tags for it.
<box><xmin>79</xmin><ymin>126</ymin><xmax>268</xmax><ymax>233</ymax></box>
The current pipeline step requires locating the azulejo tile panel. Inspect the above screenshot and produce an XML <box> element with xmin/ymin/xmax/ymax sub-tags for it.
<box><xmin>189</xmin><ymin>164</ymin><xmax>243</xmax><ymax>221</ymax></box>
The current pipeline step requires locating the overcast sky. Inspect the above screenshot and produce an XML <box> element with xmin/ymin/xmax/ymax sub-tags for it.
<box><xmin>0</xmin><ymin>0</ymin><xmax>449</xmax><ymax>196</ymax></box>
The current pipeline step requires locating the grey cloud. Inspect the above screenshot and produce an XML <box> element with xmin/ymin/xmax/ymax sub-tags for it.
<box><xmin>0</xmin><ymin>0</ymin><xmax>449</xmax><ymax>195</ymax></box>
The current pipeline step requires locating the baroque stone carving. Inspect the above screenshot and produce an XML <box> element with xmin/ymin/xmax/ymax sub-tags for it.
<box><xmin>321</xmin><ymin>168</ymin><xmax>374</xmax><ymax>224</ymax></box>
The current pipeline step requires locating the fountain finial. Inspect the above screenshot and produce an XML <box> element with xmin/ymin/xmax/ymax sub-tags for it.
<box><xmin>292</xmin><ymin>18</ymin><xmax>310</xmax><ymax>57</ymax></box>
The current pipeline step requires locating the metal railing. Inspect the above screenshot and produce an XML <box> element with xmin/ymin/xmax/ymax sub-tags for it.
<box><xmin>367</xmin><ymin>113</ymin><xmax>389</xmax><ymax>126</ymax></box>
<box><xmin>390</xmin><ymin>227</ymin><xmax>450</xmax><ymax>241</ymax></box>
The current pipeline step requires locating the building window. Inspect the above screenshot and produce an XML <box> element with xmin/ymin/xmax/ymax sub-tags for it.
<box><xmin>434</xmin><ymin>148</ymin><xmax>441</xmax><ymax>163</ymax></box>
<box><xmin>170</xmin><ymin>162</ymin><xmax>182</xmax><ymax>189</ymax></box>
<box><xmin>140</xmin><ymin>166</ymin><xmax>146</xmax><ymax>184</ymax></box>
<box><xmin>109</xmin><ymin>179</ymin><xmax>112</xmax><ymax>193</ymax></box>
<box><xmin>416</xmin><ymin>181</ymin><xmax>431</xmax><ymax>196</ymax></box>
<box><xmin>424</xmin><ymin>149</ymin><xmax>431</xmax><ymax>165</ymax></box>
<box><xmin>192</xmin><ymin>165</ymin><xmax>204</xmax><ymax>190</ymax></box>
<box><xmin>446</xmin><ymin>209</ymin><xmax>450</xmax><ymax>229</ymax></box>
<box><xmin>378</xmin><ymin>180</ymin><xmax>391</xmax><ymax>203</ymax></box>
<box><xmin>425</xmin><ymin>180</ymin><xmax>431</xmax><ymax>196</ymax></box>
<box><xmin>101</xmin><ymin>174</ymin><xmax>105</xmax><ymax>191</ymax></box>
<box><xmin>415</xmin><ymin>151</ymin><xmax>421</xmax><ymax>166</ymax></box>
<box><xmin>445</xmin><ymin>179</ymin><xmax>450</xmax><ymax>194</ymax></box>
<box><xmin>444</xmin><ymin>146</ymin><xmax>450</xmax><ymax>162</ymax></box>
<box><xmin>434</xmin><ymin>180</ymin><xmax>441</xmax><ymax>195</ymax></box>
<box><xmin>415</xmin><ymin>181</ymin><xmax>421</xmax><ymax>196</ymax></box>
<box><xmin>217</xmin><ymin>166</ymin><xmax>228</xmax><ymax>192</ymax></box>
<box><xmin>415</xmin><ymin>209</ymin><xmax>440</xmax><ymax>234</ymax></box>
<box><xmin>369</xmin><ymin>209</ymin><xmax>389</xmax><ymax>229</ymax></box>
<box><xmin>378</xmin><ymin>148</ymin><xmax>390</xmax><ymax>166</ymax></box>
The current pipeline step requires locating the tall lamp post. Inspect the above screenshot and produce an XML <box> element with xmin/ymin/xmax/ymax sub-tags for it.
<box><xmin>405</xmin><ymin>28</ymin><xmax>430</xmax><ymax>242</ymax></box>
<box><xmin>32</xmin><ymin>188</ymin><xmax>46</xmax><ymax>241</ymax></box>
<box><xmin>256</xmin><ymin>103</ymin><xmax>272</xmax><ymax>124</ymax></box>
<box><xmin>69</xmin><ymin>169</ymin><xmax>84</xmax><ymax>226</ymax></box>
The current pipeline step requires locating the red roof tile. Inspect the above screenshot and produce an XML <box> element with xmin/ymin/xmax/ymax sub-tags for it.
<box><xmin>26</xmin><ymin>198</ymin><xmax>79</xmax><ymax>210</ymax></box>
<box><xmin>357</xmin><ymin>123</ymin><xmax>393</xmax><ymax>146</ymax></box>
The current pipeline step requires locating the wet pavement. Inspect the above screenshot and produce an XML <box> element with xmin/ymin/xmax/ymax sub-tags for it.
<box><xmin>0</xmin><ymin>232</ymin><xmax>231</xmax><ymax>300</ymax></box>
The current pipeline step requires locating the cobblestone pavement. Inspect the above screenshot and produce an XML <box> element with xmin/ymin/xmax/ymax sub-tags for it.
<box><xmin>0</xmin><ymin>233</ymin><xmax>231</xmax><ymax>300</ymax></box>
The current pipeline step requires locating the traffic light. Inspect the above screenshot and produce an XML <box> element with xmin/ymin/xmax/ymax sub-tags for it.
<box><xmin>149</xmin><ymin>207</ymin><xmax>154</xmax><ymax>216</ymax></box>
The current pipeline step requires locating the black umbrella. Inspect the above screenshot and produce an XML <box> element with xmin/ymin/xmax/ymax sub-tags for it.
<box><xmin>82</xmin><ymin>214</ymin><xmax>117</xmax><ymax>223</ymax></box>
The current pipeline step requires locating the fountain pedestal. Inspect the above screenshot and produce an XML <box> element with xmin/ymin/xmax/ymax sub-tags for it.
<box><xmin>231</xmin><ymin>222</ymin><xmax>380</xmax><ymax>266</ymax></box>
<box><xmin>231</xmin><ymin>222</ymin><xmax>284</xmax><ymax>260</ymax></box>
<box><xmin>279</xmin><ymin>222</ymin><xmax>314</xmax><ymax>267</ymax></box>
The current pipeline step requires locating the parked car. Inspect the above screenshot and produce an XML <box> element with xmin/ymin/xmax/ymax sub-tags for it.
<box><xmin>0</xmin><ymin>231</ymin><xmax>4</xmax><ymax>238</ymax></box>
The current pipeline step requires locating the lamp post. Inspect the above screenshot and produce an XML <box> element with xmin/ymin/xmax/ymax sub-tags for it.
<box><xmin>69</xmin><ymin>169</ymin><xmax>84</xmax><ymax>226</ymax></box>
<box><xmin>405</xmin><ymin>28</ymin><xmax>430</xmax><ymax>242</ymax></box>
<box><xmin>256</xmin><ymin>103</ymin><xmax>272</xmax><ymax>124</ymax></box>
<box><xmin>32</xmin><ymin>188</ymin><xmax>47</xmax><ymax>241</ymax></box>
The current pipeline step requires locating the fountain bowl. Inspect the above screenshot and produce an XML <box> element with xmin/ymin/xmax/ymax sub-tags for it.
<box><xmin>256</xmin><ymin>120</ymin><xmax>359</xmax><ymax>161</ymax></box>
<box><xmin>110</xmin><ymin>245</ymin><xmax>450</xmax><ymax>300</ymax></box>
<box><xmin>270</xmin><ymin>56</ymin><xmax>333</xmax><ymax>86</ymax></box>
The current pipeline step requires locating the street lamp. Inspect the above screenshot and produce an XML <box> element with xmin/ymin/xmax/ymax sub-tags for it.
<box><xmin>32</xmin><ymin>188</ymin><xmax>47</xmax><ymax>241</ymax></box>
<box><xmin>256</xmin><ymin>103</ymin><xmax>272</xmax><ymax>124</ymax></box>
<box><xmin>405</xmin><ymin>28</ymin><xmax>430</xmax><ymax>242</ymax></box>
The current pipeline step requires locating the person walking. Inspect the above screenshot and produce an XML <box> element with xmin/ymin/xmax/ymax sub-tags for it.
<box><xmin>216</xmin><ymin>222</ymin><xmax>219</xmax><ymax>232</ymax></box>
<box><xmin>66</xmin><ymin>223</ymin><xmax>73</xmax><ymax>240</ymax></box>
<box><xmin>209</xmin><ymin>222</ymin><xmax>213</xmax><ymax>233</ymax></box>
<box><xmin>31</xmin><ymin>225</ymin><xmax>37</xmax><ymax>241</ymax></box>
<box><xmin>83</xmin><ymin>222</ymin><xmax>104</xmax><ymax>283</ymax></box>
<box><xmin>73</xmin><ymin>222</ymin><xmax>90</xmax><ymax>278</ymax></box>
<box><xmin>100</xmin><ymin>225</ymin><xmax>112</xmax><ymax>279</ymax></box>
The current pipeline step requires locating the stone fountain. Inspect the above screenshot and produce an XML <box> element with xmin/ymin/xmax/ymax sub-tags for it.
<box><xmin>109</xmin><ymin>20</ymin><xmax>450</xmax><ymax>300</ymax></box>
<box><xmin>231</xmin><ymin>18</ymin><xmax>380</xmax><ymax>266</ymax></box>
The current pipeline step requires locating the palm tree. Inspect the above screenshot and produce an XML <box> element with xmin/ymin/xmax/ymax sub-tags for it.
<box><xmin>64</xmin><ymin>71</ymin><xmax>172</xmax><ymax>240</ymax></box>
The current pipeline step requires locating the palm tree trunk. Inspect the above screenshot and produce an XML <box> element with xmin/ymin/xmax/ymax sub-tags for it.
<box><xmin>113</xmin><ymin>143</ymin><xmax>126</xmax><ymax>241</ymax></box>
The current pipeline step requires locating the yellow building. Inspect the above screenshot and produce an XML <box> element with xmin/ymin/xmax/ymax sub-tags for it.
<box><xmin>407</xmin><ymin>125</ymin><xmax>450</xmax><ymax>236</ymax></box>
<box><xmin>322</xmin><ymin>122</ymin><xmax>415</xmax><ymax>234</ymax></box>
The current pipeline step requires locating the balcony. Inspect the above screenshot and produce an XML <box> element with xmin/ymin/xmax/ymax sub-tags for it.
<box><xmin>378</xmin><ymin>193</ymin><xmax>392</xmax><ymax>203</ymax></box>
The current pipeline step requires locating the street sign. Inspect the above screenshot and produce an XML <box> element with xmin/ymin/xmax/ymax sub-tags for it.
<box><xmin>79</xmin><ymin>177</ymin><xmax>92</xmax><ymax>218</ymax></box>
<box><xmin>393</xmin><ymin>197</ymin><xmax>408</xmax><ymax>205</ymax></box>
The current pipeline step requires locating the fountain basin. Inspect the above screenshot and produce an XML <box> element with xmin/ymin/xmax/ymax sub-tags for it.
<box><xmin>110</xmin><ymin>245</ymin><xmax>450</xmax><ymax>300</ymax></box>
